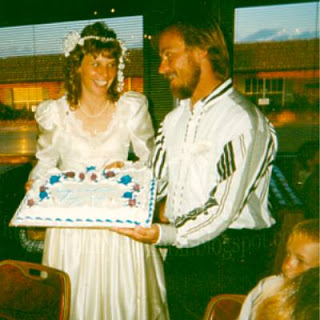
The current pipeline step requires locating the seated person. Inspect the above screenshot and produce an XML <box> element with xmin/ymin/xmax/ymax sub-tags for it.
<box><xmin>238</xmin><ymin>219</ymin><xmax>319</xmax><ymax>319</ymax></box>
<box><xmin>290</xmin><ymin>141</ymin><xmax>319</xmax><ymax>218</ymax></box>
<box><xmin>301</xmin><ymin>163</ymin><xmax>319</xmax><ymax>219</ymax></box>
<box><xmin>292</xmin><ymin>140</ymin><xmax>319</xmax><ymax>191</ymax></box>
<box><xmin>255</xmin><ymin>267</ymin><xmax>319</xmax><ymax>320</ymax></box>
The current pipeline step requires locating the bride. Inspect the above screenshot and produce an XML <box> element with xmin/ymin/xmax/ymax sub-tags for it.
<box><xmin>26</xmin><ymin>21</ymin><xmax>169</xmax><ymax>320</ymax></box>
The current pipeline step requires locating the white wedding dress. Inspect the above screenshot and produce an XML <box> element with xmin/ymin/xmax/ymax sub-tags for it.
<box><xmin>29</xmin><ymin>92</ymin><xmax>169</xmax><ymax>320</ymax></box>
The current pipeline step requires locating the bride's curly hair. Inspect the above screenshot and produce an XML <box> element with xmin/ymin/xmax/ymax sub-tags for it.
<box><xmin>64</xmin><ymin>22</ymin><xmax>123</xmax><ymax>110</ymax></box>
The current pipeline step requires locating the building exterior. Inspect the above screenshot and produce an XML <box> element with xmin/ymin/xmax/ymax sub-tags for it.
<box><xmin>233</xmin><ymin>39</ymin><xmax>319</xmax><ymax>112</ymax></box>
<box><xmin>0</xmin><ymin>49</ymin><xmax>143</xmax><ymax>110</ymax></box>
<box><xmin>0</xmin><ymin>39</ymin><xmax>319</xmax><ymax>115</ymax></box>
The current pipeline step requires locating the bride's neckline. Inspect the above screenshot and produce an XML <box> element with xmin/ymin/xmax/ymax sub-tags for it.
<box><xmin>69</xmin><ymin>100</ymin><xmax>118</xmax><ymax>138</ymax></box>
<box><xmin>78</xmin><ymin>100</ymin><xmax>110</xmax><ymax>119</ymax></box>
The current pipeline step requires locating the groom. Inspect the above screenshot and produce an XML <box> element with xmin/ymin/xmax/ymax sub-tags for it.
<box><xmin>113</xmin><ymin>14</ymin><xmax>278</xmax><ymax>319</ymax></box>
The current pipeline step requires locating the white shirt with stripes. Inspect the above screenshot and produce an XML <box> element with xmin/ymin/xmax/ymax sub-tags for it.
<box><xmin>153</xmin><ymin>79</ymin><xmax>278</xmax><ymax>248</ymax></box>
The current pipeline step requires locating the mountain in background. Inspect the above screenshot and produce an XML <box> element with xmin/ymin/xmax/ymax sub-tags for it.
<box><xmin>239</xmin><ymin>28</ymin><xmax>318</xmax><ymax>42</ymax></box>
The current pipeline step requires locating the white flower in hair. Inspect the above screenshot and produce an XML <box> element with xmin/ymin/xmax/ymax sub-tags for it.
<box><xmin>117</xmin><ymin>41</ymin><xmax>127</xmax><ymax>92</ymax></box>
<box><xmin>63</xmin><ymin>31</ymin><xmax>81</xmax><ymax>57</ymax></box>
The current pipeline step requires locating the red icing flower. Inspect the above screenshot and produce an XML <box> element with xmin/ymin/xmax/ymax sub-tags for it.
<box><xmin>128</xmin><ymin>199</ymin><xmax>136</xmax><ymax>207</ymax></box>
<box><xmin>133</xmin><ymin>184</ymin><xmax>140</xmax><ymax>192</ymax></box>
<box><xmin>65</xmin><ymin>171</ymin><xmax>75</xmax><ymax>178</ymax></box>
<box><xmin>39</xmin><ymin>185</ymin><xmax>46</xmax><ymax>192</ymax></box>
<box><xmin>90</xmin><ymin>173</ymin><xmax>98</xmax><ymax>181</ymax></box>
<box><xmin>79</xmin><ymin>172</ymin><xmax>85</xmax><ymax>180</ymax></box>
<box><xmin>105</xmin><ymin>171</ymin><xmax>115</xmax><ymax>178</ymax></box>
<box><xmin>27</xmin><ymin>199</ymin><xmax>35</xmax><ymax>207</ymax></box>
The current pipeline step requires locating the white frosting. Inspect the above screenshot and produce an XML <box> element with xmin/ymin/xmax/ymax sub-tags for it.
<box><xmin>11</xmin><ymin>162</ymin><xmax>156</xmax><ymax>228</ymax></box>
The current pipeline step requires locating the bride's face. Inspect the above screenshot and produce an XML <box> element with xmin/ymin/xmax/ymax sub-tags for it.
<box><xmin>78</xmin><ymin>53</ymin><xmax>117</xmax><ymax>98</ymax></box>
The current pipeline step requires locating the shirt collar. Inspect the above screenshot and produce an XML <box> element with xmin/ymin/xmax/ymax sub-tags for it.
<box><xmin>201</xmin><ymin>78</ymin><xmax>233</xmax><ymax>105</ymax></box>
<box><xmin>179</xmin><ymin>78</ymin><xmax>233</xmax><ymax>112</ymax></box>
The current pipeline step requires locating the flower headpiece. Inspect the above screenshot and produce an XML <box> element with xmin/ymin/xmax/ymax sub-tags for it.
<box><xmin>63</xmin><ymin>30</ymin><xmax>127</xmax><ymax>92</ymax></box>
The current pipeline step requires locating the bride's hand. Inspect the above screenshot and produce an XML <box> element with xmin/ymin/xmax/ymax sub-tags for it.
<box><xmin>25</xmin><ymin>179</ymin><xmax>34</xmax><ymax>191</ymax></box>
<box><xmin>104</xmin><ymin>161</ymin><xmax>125</xmax><ymax>170</ymax></box>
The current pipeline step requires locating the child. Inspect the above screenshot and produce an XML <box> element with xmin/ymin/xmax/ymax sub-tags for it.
<box><xmin>238</xmin><ymin>219</ymin><xmax>319</xmax><ymax>319</ymax></box>
<box><xmin>255</xmin><ymin>267</ymin><xmax>319</xmax><ymax>320</ymax></box>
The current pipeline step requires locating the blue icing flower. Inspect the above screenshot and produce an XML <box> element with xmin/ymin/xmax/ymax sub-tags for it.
<box><xmin>119</xmin><ymin>175</ymin><xmax>132</xmax><ymax>185</ymax></box>
<box><xmin>49</xmin><ymin>175</ymin><xmax>61</xmax><ymax>185</ymax></box>
<box><xmin>86</xmin><ymin>166</ymin><xmax>96</xmax><ymax>172</ymax></box>
<box><xmin>39</xmin><ymin>191</ymin><xmax>49</xmax><ymax>200</ymax></box>
<box><xmin>123</xmin><ymin>191</ymin><xmax>133</xmax><ymax>199</ymax></box>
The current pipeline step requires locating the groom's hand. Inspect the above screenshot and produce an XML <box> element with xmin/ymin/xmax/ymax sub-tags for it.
<box><xmin>110</xmin><ymin>224</ymin><xmax>160</xmax><ymax>244</ymax></box>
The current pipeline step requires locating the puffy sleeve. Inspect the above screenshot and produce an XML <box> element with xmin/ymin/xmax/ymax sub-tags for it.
<box><xmin>29</xmin><ymin>100</ymin><xmax>61</xmax><ymax>180</ymax></box>
<box><xmin>121</xmin><ymin>91</ymin><xmax>155</xmax><ymax>163</ymax></box>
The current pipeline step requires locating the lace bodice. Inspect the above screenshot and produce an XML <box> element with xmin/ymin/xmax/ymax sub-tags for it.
<box><xmin>30</xmin><ymin>91</ymin><xmax>154</xmax><ymax>179</ymax></box>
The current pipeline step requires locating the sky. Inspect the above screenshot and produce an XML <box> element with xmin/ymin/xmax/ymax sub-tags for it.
<box><xmin>0</xmin><ymin>2</ymin><xmax>319</xmax><ymax>57</ymax></box>
<box><xmin>235</xmin><ymin>1</ymin><xmax>319</xmax><ymax>42</ymax></box>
